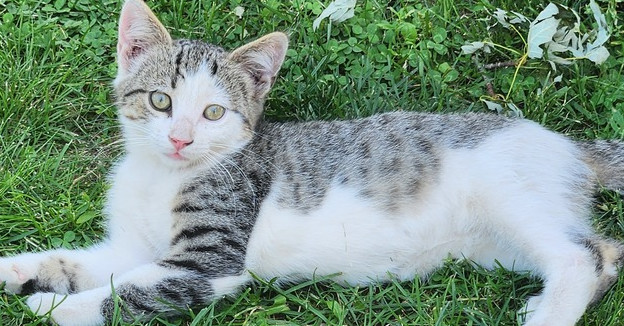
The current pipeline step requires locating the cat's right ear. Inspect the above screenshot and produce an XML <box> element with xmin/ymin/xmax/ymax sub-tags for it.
<box><xmin>117</xmin><ymin>0</ymin><xmax>172</xmax><ymax>74</ymax></box>
<box><xmin>228</xmin><ymin>32</ymin><xmax>289</xmax><ymax>99</ymax></box>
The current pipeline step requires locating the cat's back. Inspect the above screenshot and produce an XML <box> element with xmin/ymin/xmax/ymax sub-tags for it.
<box><xmin>242</xmin><ymin>111</ymin><xmax>527</xmax><ymax>211</ymax></box>
<box><xmin>257</xmin><ymin>111</ymin><xmax>520</xmax><ymax>157</ymax></box>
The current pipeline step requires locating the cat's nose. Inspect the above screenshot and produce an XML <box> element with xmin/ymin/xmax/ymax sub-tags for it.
<box><xmin>169</xmin><ymin>136</ymin><xmax>193</xmax><ymax>151</ymax></box>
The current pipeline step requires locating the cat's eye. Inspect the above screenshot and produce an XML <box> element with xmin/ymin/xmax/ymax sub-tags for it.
<box><xmin>203</xmin><ymin>104</ymin><xmax>226</xmax><ymax>121</ymax></box>
<box><xmin>149</xmin><ymin>91</ymin><xmax>172</xmax><ymax>112</ymax></box>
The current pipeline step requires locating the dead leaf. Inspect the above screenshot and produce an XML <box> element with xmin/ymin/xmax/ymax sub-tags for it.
<box><xmin>313</xmin><ymin>0</ymin><xmax>357</xmax><ymax>31</ymax></box>
<box><xmin>461</xmin><ymin>41</ymin><xmax>491</xmax><ymax>54</ymax></box>
<box><xmin>527</xmin><ymin>3</ymin><xmax>559</xmax><ymax>59</ymax></box>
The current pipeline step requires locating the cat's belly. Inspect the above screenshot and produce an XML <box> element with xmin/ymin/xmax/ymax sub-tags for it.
<box><xmin>245</xmin><ymin>184</ymin><xmax>487</xmax><ymax>285</ymax></box>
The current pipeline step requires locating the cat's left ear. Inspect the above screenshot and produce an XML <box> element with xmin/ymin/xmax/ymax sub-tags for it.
<box><xmin>228</xmin><ymin>32</ymin><xmax>289</xmax><ymax>98</ymax></box>
<box><xmin>117</xmin><ymin>0</ymin><xmax>172</xmax><ymax>75</ymax></box>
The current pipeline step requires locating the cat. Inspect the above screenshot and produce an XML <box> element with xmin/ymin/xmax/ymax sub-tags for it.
<box><xmin>1</xmin><ymin>0</ymin><xmax>623</xmax><ymax>325</ymax></box>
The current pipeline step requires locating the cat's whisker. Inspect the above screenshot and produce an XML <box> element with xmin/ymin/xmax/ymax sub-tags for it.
<box><xmin>196</xmin><ymin>152</ymin><xmax>237</xmax><ymax>193</ymax></box>
<box><xmin>210</xmin><ymin>145</ymin><xmax>278</xmax><ymax>189</ymax></box>
<box><xmin>218</xmin><ymin>156</ymin><xmax>258</xmax><ymax>199</ymax></box>
<box><xmin>211</xmin><ymin>144</ymin><xmax>279</xmax><ymax>179</ymax></box>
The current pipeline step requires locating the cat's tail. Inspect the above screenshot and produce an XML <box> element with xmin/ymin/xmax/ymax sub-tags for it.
<box><xmin>578</xmin><ymin>140</ymin><xmax>624</xmax><ymax>193</ymax></box>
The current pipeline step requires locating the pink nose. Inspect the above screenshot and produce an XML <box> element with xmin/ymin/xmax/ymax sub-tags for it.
<box><xmin>169</xmin><ymin>136</ymin><xmax>193</xmax><ymax>151</ymax></box>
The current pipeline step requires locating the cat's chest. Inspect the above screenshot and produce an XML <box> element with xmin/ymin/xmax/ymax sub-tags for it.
<box><xmin>106</xmin><ymin>155</ymin><xmax>193</xmax><ymax>257</ymax></box>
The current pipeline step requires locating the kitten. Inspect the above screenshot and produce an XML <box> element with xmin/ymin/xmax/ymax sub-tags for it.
<box><xmin>1</xmin><ymin>1</ymin><xmax>623</xmax><ymax>325</ymax></box>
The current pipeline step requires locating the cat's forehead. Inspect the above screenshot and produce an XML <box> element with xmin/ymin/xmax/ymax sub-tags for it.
<box><xmin>167</xmin><ymin>40</ymin><xmax>226</xmax><ymax>88</ymax></box>
<box><xmin>172</xmin><ymin>39</ymin><xmax>226</xmax><ymax>72</ymax></box>
<box><xmin>124</xmin><ymin>39</ymin><xmax>227</xmax><ymax>90</ymax></box>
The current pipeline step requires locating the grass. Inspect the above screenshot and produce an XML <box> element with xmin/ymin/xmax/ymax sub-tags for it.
<box><xmin>1</xmin><ymin>0</ymin><xmax>623</xmax><ymax>325</ymax></box>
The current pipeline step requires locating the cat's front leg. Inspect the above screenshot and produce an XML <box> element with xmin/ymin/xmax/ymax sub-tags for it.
<box><xmin>26</xmin><ymin>288</ymin><xmax>108</xmax><ymax>326</ymax></box>
<box><xmin>0</xmin><ymin>253</ymin><xmax>41</xmax><ymax>294</ymax></box>
<box><xmin>0</xmin><ymin>244</ymin><xmax>142</xmax><ymax>295</ymax></box>
<box><xmin>25</xmin><ymin>262</ymin><xmax>251</xmax><ymax>326</ymax></box>
<box><xmin>0</xmin><ymin>250</ymin><xmax>93</xmax><ymax>295</ymax></box>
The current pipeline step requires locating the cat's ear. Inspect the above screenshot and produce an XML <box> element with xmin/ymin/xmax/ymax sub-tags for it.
<box><xmin>117</xmin><ymin>0</ymin><xmax>172</xmax><ymax>73</ymax></box>
<box><xmin>228</xmin><ymin>32</ymin><xmax>289</xmax><ymax>98</ymax></box>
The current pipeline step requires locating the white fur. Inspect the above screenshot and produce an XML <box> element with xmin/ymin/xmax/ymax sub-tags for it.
<box><xmin>245</xmin><ymin>122</ymin><xmax>599</xmax><ymax>326</ymax></box>
<box><xmin>27</xmin><ymin>288</ymin><xmax>108</xmax><ymax>326</ymax></box>
<box><xmin>7</xmin><ymin>153</ymin><xmax>196</xmax><ymax>325</ymax></box>
<box><xmin>245</xmin><ymin>122</ymin><xmax>570</xmax><ymax>282</ymax></box>
<box><xmin>0</xmin><ymin>253</ymin><xmax>50</xmax><ymax>293</ymax></box>
<box><xmin>210</xmin><ymin>274</ymin><xmax>253</xmax><ymax>297</ymax></box>
<box><xmin>99</xmin><ymin>66</ymin><xmax>244</xmax><ymax>272</ymax></box>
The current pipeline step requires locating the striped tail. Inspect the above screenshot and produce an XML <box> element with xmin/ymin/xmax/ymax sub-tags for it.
<box><xmin>579</xmin><ymin>140</ymin><xmax>624</xmax><ymax>193</ymax></box>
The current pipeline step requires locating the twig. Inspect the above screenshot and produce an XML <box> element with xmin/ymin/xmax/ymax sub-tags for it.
<box><xmin>483</xmin><ymin>60</ymin><xmax>517</xmax><ymax>70</ymax></box>
<box><xmin>472</xmin><ymin>55</ymin><xmax>496</xmax><ymax>98</ymax></box>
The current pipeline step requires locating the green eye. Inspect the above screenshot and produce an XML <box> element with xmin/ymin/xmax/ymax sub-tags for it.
<box><xmin>203</xmin><ymin>104</ymin><xmax>226</xmax><ymax>120</ymax></box>
<box><xmin>149</xmin><ymin>91</ymin><xmax>171</xmax><ymax>112</ymax></box>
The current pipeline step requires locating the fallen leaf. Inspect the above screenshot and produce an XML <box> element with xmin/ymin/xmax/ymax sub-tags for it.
<box><xmin>585</xmin><ymin>46</ymin><xmax>610</xmax><ymax>64</ymax></box>
<box><xmin>461</xmin><ymin>41</ymin><xmax>491</xmax><ymax>54</ymax></box>
<box><xmin>483</xmin><ymin>100</ymin><xmax>504</xmax><ymax>113</ymax></box>
<box><xmin>233</xmin><ymin>6</ymin><xmax>244</xmax><ymax>19</ymax></box>
<box><xmin>533</xmin><ymin>3</ymin><xmax>558</xmax><ymax>22</ymax></box>
<box><xmin>313</xmin><ymin>0</ymin><xmax>357</xmax><ymax>31</ymax></box>
<box><xmin>527</xmin><ymin>15</ymin><xmax>560</xmax><ymax>58</ymax></box>
<box><xmin>493</xmin><ymin>8</ymin><xmax>511</xmax><ymax>28</ymax></box>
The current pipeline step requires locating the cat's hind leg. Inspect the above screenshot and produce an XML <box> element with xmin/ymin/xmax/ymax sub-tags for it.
<box><xmin>470</xmin><ymin>198</ymin><xmax>621</xmax><ymax>325</ymax></box>
<box><xmin>578</xmin><ymin>237</ymin><xmax>624</xmax><ymax>304</ymax></box>
<box><xmin>513</xmin><ymin>233</ymin><xmax>623</xmax><ymax>326</ymax></box>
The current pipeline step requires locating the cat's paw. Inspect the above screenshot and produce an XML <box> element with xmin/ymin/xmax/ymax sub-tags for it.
<box><xmin>27</xmin><ymin>292</ymin><xmax>106</xmax><ymax>326</ymax></box>
<box><xmin>0</xmin><ymin>257</ymin><xmax>38</xmax><ymax>294</ymax></box>
<box><xmin>518</xmin><ymin>294</ymin><xmax>544</xmax><ymax>325</ymax></box>
<box><xmin>27</xmin><ymin>292</ymin><xmax>65</xmax><ymax>317</ymax></box>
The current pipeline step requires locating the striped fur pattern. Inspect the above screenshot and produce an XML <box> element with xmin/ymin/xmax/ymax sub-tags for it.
<box><xmin>1</xmin><ymin>1</ymin><xmax>624</xmax><ymax>325</ymax></box>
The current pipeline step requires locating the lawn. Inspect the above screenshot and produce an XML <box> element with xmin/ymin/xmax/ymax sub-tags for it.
<box><xmin>1</xmin><ymin>0</ymin><xmax>623</xmax><ymax>325</ymax></box>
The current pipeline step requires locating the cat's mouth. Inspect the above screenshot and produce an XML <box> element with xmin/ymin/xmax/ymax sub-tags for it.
<box><xmin>167</xmin><ymin>152</ymin><xmax>189</xmax><ymax>161</ymax></box>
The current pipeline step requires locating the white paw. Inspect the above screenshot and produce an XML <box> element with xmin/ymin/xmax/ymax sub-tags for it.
<box><xmin>518</xmin><ymin>294</ymin><xmax>544</xmax><ymax>325</ymax></box>
<box><xmin>27</xmin><ymin>291</ymin><xmax>107</xmax><ymax>326</ymax></box>
<box><xmin>0</xmin><ymin>257</ymin><xmax>37</xmax><ymax>293</ymax></box>
<box><xmin>27</xmin><ymin>292</ymin><xmax>64</xmax><ymax>316</ymax></box>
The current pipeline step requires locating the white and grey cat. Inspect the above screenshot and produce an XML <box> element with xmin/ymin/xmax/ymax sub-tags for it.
<box><xmin>1</xmin><ymin>1</ymin><xmax>623</xmax><ymax>325</ymax></box>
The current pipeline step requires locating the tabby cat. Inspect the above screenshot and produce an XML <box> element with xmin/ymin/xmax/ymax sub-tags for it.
<box><xmin>1</xmin><ymin>1</ymin><xmax>623</xmax><ymax>325</ymax></box>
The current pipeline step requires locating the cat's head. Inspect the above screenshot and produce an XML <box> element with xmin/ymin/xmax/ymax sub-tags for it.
<box><xmin>113</xmin><ymin>0</ymin><xmax>288</xmax><ymax>169</ymax></box>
